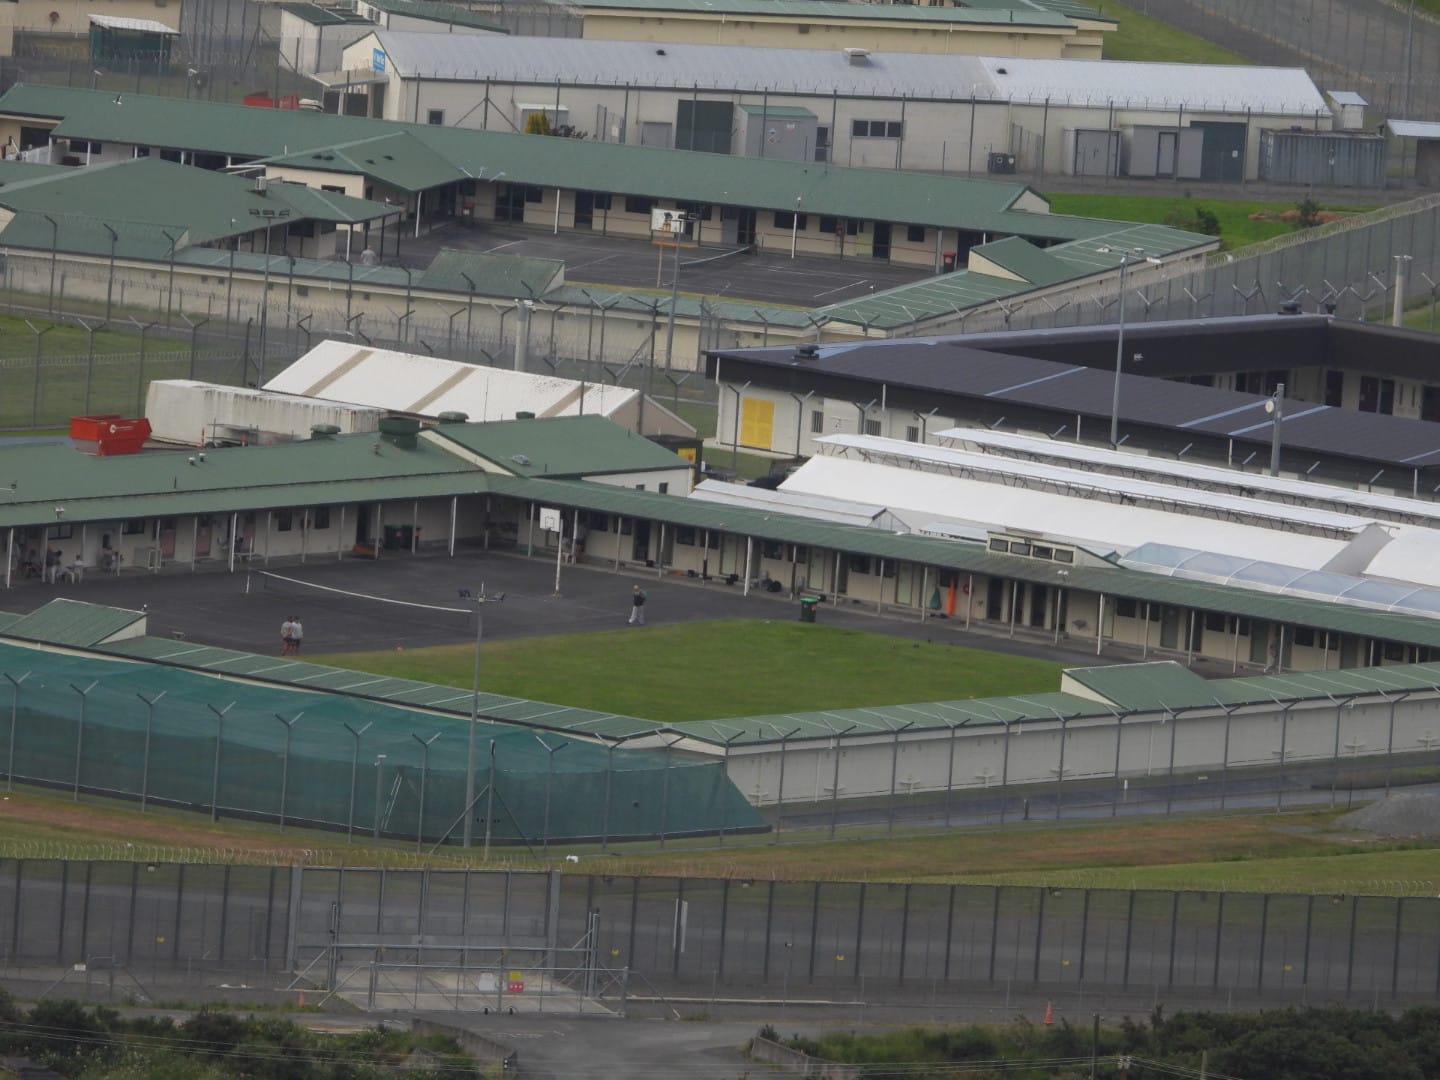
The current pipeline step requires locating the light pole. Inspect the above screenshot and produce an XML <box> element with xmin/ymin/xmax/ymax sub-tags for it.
<box><xmin>790</xmin><ymin>196</ymin><xmax>802</xmax><ymax>258</ymax></box>
<box><xmin>1265</xmin><ymin>382</ymin><xmax>1285</xmax><ymax>476</ymax></box>
<box><xmin>411</xmin><ymin>731</ymin><xmax>441</xmax><ymax>849</ymax></box>
<box><xmin>663</xmin><ymin>212</ymin><xmax>686</xmax><ymax>373</ymax></box>
<box><xmin>343</xmin><ymin>720</ymin><xmax>373</xmax><ymax>842</ymax></box>
<box><xmin>1098</xmin><ymin>247</ymin><xmax>1161</xmax><ymax>447</ymax></box>
<box><xmin>372</xmin><ymin>753</ymin><xmax>387</xmax><ymax>840</ymax></box>
<box><xmin>4</xmin><ymin>672</ymin><xmax>30</xmax><ymax>794</ymax></box>
<box><xmin>462</xmin><ymin>584</ymin><xmax>504</xmax><ymax>848</ymax></box>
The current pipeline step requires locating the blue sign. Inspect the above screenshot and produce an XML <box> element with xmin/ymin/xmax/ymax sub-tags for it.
<box><xmin>372</xmin><ymin>48</ymin><xmax>386</xmax><ymax>73</ymax></box>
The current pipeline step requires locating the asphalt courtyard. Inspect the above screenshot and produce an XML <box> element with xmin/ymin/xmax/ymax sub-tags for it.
<box><xmin>393</xmin><ymin>220</ymin><xmax>929</xmax><ymax>309</ymax></box>
<box><xmin>0</xmin><ymin>547</ymin><xmax>1118</xmax><ymax>670</ymax></box>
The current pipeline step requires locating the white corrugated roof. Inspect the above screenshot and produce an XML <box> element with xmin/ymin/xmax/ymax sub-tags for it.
<box><xmin>265</xmin><ymin>340</ymin><xmax>640</xmax><ymax>423</ymax></box>
<box><xmin>690</xmin><ymin>478</ymin><xmax>891</xmax><ymax>528</ymax></box>
<box><xmin>817</xmin><ymin>433</ymin><xmax>1376</xmax><ymax>537</ymax></box>
<box><xmin>1387</xmin><ymin>119</ymin><xmax>1440</xmax><ymax>139</ymax></box>
<box><xmin>364</xmin><ymin>30</ymin><xmax>1324</xmax><ymax>116</ymax></box>
<box><xmin>1327</xmin><ymin>90</ymin><xmax>1368</xmax><ymax>106</ymax></box>
<box><xmin>88</xmin><ymin>13</ymin><xmax>179</xmax><ymax>33</ymax></box>
<box><xmin>937</xmin><ymin>426</ymin><xmax>1440</xmax><ymax>528</ymax></box>
<box><xmin>368</xmin><ymin>31</ymin><xmax>995</xmax><ymax>97</ymax></box>
<box><xmin>978</xmin><ymin>56</ymin><xmax>1327</xmax><ymax>113</ymax></box>
<box><xmin>780</xmin><ymin>455</ymin><xmax>1348</xmax><ymax>568</ymax></box>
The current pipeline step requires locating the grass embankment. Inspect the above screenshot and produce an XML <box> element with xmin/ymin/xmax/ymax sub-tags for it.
<box><xmin>313</xmin><ymin>620</ymin><xmax>1067</xmax><ymax>723</ymax></box>
<box><xmin>1044</xmin><ymin>193</ymin><xmax>1381</xmax><ymax>251</ymax></box>
<box><xmin>3</xmin><ymin>788</ymin><xmax>1439</xmax><ymax>895</ymax></box>
<box><xmin>1097</xmin><ymin>0</ymin><xmax>1252</xmax><ymax>64</ymax></box>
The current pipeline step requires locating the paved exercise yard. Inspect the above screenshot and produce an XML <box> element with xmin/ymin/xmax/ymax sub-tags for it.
<box><xmin>0</xmin><ymin>548</ymin><xmax>1110</xmax><ymax>668</ymax></box>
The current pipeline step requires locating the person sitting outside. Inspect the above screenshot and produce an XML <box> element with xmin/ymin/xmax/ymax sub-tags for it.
<box><xmin>62</xmin><ymin>556</ymin><xmax>85</xmax><ymax>584</ymax></box>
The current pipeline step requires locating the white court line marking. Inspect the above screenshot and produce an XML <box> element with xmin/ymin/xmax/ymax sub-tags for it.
<box><xmin>814</xmin><ymin>279</ymin><xmax>870</xmax><ymax>297</ymax></box>
<box><xmin>481</xmin><ymin>240</ymin><xmax>523</xmax><ymax>254</ymax></box>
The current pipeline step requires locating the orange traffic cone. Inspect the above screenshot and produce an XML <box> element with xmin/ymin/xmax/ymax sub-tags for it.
<box><xmin>1043</xmin><ymin>1001</ymin><xmax>1054</xmax><ymax>1026</ymax></box>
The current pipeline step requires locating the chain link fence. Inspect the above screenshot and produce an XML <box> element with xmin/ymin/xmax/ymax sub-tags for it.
<box><xmin>1138</xmin><ymin>0</ymin><xmax>1437</xmax><ymax>120</ymax></box>
<box><xmin>1</xmin><ymin>857</ymin><xmax>1437</xmax><ymax>1013</ymax></box>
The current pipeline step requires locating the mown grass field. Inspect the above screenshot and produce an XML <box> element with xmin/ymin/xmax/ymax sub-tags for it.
<box><xmin>1044</xmin><ymin>193</ymin><xmax>1381</xmax><ymax>251</ymax></box>
<box><xmin>1097</xmin><ymin>0</ymin><xmax>1251</xmax><ymax>64</ymax></box>
<box><xmin>312</xmin><ymin>621</ymin><xmax>1067</xmax><ymax>723</ymax></box>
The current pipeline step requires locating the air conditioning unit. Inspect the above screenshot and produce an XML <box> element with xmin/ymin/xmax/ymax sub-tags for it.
<box><xmin>987</xmin><ymin>152</ymin><xmax>1017</xmax><ymax>174</ymax></box>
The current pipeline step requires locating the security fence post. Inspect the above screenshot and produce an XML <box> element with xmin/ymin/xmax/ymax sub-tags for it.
<box><xmin>3</xmin><ymin>672</ymin><xmax>29</xmax><ymax>793</ymax></box>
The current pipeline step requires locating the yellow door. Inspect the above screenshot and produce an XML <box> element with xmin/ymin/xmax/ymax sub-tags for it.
<box><xmin>739</xmin><ymin>397</ymin><xmax>775</xmax><ymax>449</ymax></box>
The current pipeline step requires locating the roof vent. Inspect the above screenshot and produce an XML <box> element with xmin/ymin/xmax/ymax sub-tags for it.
<box><xmin>995</xmin><ymin>66</ymin><xmax>1008</xmax><ymax>75</ymax></box>
<box><xmin>793</xmin><ymin>343</ymin><xmax>820</xmax><ymax>362</ymax></box>
<box><xmin>1277</xmin><ymin>300</ymin><xmax>1302</xmax><ymax>315</ymax></box>
<box><xmin>310</xmin><ymin>423</ymin><xmax>341</xmax><ymax>439</ymax></box>
<box><xmin>436</xmin><ymin>410</ymin><xmax>469</xmax><ymax>424</ymax></box>
<box><xmin>516</xmin><ymin>410</ymin><xmax>536</xmax><ymax>420</ymax></box>
<box><xmin>842</xmin><ymin>46</ymin><xmax>870</xmax><ymax>63</ymax></box>
<box><xmin>253</xmin><ymin>175</ymin><xmax>268</xmax><ymax>194</ymax></box>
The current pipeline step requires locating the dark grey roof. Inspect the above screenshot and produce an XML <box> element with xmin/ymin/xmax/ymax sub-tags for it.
<box><xmin>707</xmin><ymin>321</ymin><xmax>1440</xmax><ymax>473</ymax></box>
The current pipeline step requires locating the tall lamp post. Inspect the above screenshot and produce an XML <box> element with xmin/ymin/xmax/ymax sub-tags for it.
<box><xmin>1098</xmin><ymin>247</ymin><xmax>1161</xmax><ymax>447</ymax></box>
<box><xmin>462</xmin><ymin>584</ymin><xmax>505</xmax><ymax>849</ymax></box>
<box><xmin>1265</xmin><ymin>382</ymin><xmax>1285</xmax><ymax>476</ymax></box>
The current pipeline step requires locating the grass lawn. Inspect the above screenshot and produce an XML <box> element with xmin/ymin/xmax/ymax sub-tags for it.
<box><xmin>1096</xmin><ymin>0</ymin><xmax>1251</xmax><ymax>64</ymax></box>
<box><xmin>1044</xmin><ymin>193</ymin><xmax>1380</xmax><ymax>251</ymax></box>
<box><xmin>0</xmin><ymin>314</ymin><xmax>238</xmax><ymax>429</ymax></box>
<box><xmin>5</xmin><ymin>787</ymin><xmax>1440</xmax><ymax>896</ymax></box>
<box><xmin>312</xmin><ymin>620</ymin><xmax>1067</xmax><ymax>723</ymax></box>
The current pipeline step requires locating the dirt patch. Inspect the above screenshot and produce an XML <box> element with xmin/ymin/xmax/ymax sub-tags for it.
<box><xmin>1248</xmin><ymin>209</ymin><xmax>1356</xmax><ymax>224</ymax></box>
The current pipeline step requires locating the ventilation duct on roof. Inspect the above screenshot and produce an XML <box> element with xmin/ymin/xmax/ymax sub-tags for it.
<box><xmin>842</xmin><ymin>47</ymin><xmax>870</xmax><ymax>64</ymax></box>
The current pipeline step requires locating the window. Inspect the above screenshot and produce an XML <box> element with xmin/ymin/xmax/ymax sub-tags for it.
<box><xmin>624</xmin><ymin>195</ymin><xmax>656</xmax><ymax>215</ymax></box>
<box><xmin>1032</xmin><ymin>544</ymin><xmax>1053</xmax><ymax>561</ymax></box>
<box><xmin>591</xmin><ymin>192</ymin><xmax>613</xmax><ymax>210</ymax></box>
<box><xmin>1053</xmin><ymin>549</ymin><xmax>1074</xmax><ymax>564</ymax></box>
<box><xmin>862</xmin><ymin>418</ymin><xmax>881</xmax><ymax>436</ymax></box>
<box><xmin>51</xmin><ymin>524</ymin><xmax>73</xmax><ymax>540</ymax></box>
<box><xmin>1382</xmin><ymin>640</ymin><xmax>1407</xmax><ymax>662</ymax></box>
<box><xmin>658</xmin><ymin>482</ymin><xmax>669</xmax><ymax>494</ymax></box>
<box><xmin>988</xmin><ymin>537</ymin><xmax>1009</xmax><ymax>553</ymax></box>
<box><xmin>524</xmin><ymin>186</ymin><xmax>543</xmax><ymax>203</ymax></box>
<box><xmin>1203</xmin><ymin>612</ymin><xmax>1228</xmax><ymax>632</ymax></box>
<box><xmin>1114</xmin><ymin>597</ymin><xmax>1138</xmax><ymax>618</ymax></box>
<box><xmin>793</xmin><ymin>546</ymin><xmax>808</xmax><ymax>562</ymax></box>
<box><xmin>1292</xmin><ymin>627</ymin><xmax>1316</xmax><ymax>647</ymax></box>
<box><xmin>1009</xmin><ymin>540</ymin><xmax>1031</xmax><ymax>557</ymax></box>
<box><xmin>275</xmin><ymin>510</ymin><xmax>293</xmax><ymax>532</ymax></box>
<box><xmin>70</xmin><ymin>140</ymin><xmax>101</xmax><ymax>154</ymax></box>
<box><xmin>620</xmin><ymin>518</ymin><xmax>634</xmax><ymax>535</ymax></box>
<box><xmin>851</xmin><ymin>119</ymin><xmax>902</xmax><ymax>138</ymax></box>
<box><xmin>818</xmin><ymin>215</ymin><xmax>839</xmax><ymax>234</ymax></box>
<box><xmin>810</xmin><ymin>410</ymin><xmax>824</xmax><ymax>434</ymax></box>
<box><xmin>675</xmin><ymin>526</ymin><xmax>696</xmax><ymax>546</ymax></box>
<box><xmin>122</xmin><ymin>519</ymin><xmax>146</xmax><ymax>536</ymax></box>
<box><xmin>762</xmin><ymin>541</ymin><xmax>785</xmax><ymax>560</ymax></box>
<box><xmin>906</xmin><ymin>224</ymin><xmax>925</xmax><ymax>243</ymax></box>
<box><xmin>426</xmin><ymin>109</ymin><xmax>445</xmax><ymax>125</ymax></box>
<box><xmin>847</xmin><ymin>554</ymin><xmax>872</xmax><ymax>574</ymax></box>
<box><xmin>774</xmin><ymin>211</ymin><xmax>809</xmax><ymax>230</ymax></box>
<box><xmin>313</xmin><ymin>507</ymin><xmax>331</xmax><ymax>529</ymax></box>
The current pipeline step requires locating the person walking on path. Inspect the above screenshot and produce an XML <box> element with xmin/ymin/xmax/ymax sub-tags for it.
<box><xmin>290</xmin><ymin>615</ymin><xmax>304</xmax><ymax>654</ymax></box>
<box><xmin>280</xmin><ymin>615</ymin><xmax>295</xmax><ymax>656</ymax></box>
<box><xmin>628</xmin><ymin>585</ymin><xmax>647</xmax><ymax>626</ymax></box>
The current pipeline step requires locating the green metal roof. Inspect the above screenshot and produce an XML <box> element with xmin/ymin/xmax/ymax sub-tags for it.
<box><xmin>574</xmin><ymin>0</ymin><xmax>1074</xmax><ymax>26</ymax></box>
<box><xmin>818</xmin><ymin>220</ymin><xmax>1216</xmax><ymax>330</ymax></box>
<box><xmin>0</xmin><ymin>598</ymin><xmax>145</xmax><ymax>647</ymax></box>
<box><xmin>432</xmin><ymin>415</ymin><xmax>689</xmax><ymax>477</ymax></box>
<box><xmin>257</xmin><ymin>130</ymin><xmax>468</xmax><ymax>193</ymax></box>
<box><xmin>419</xmin><ymin>248</ymin><xmax>564</xmax><ymax>297</ymax></box>
<box><xmin>0</xmin><ymin>157</ymin><xmax>390</xmax><ymax>255</ymax></box>
<box><xmin>960</xmin><ymin>0</ymin><xmax>1114</xmax><ymax>24</ymax></box>
<box><xmin>680</xmin><ymin>690</ymin><xmax>1104</xmax><ymax>745</ymax></box>
<box><xmin>1062</xmin><ymin>660</ymin><xmax>1219</xmax><ymax>712</ymax></box>
<box><xmin>0</xmin><ymin>87</ymin><xmax>1044</xmax><ymax>235</ymax></box>
<box><xmin>363</xmin><ymin>0</ymin><xmax>507</xmax><ymax>32</ymax></box>
<box><xmin>277</xmin><ymin>2</ymin><xmax>374</xmax><ymax>24</ymax></box>
<box><xmin>971</xmin><ymin>236</ymin><xmax>1075</xmax><ymax>286</ymax></box>
<box><xmin>101</xmin><ymin>636</ymin><xmax>664</xmax><ymax>739</ymax></box>
<box><xmin>486</xmin><ymin>475</ymin><xmax>1440</xmax><ymax>651</ymax></box>
<box><xmin>0</xmin><ymin>426</ymin><xmax>479</xmax><ymax>530</ymax></box>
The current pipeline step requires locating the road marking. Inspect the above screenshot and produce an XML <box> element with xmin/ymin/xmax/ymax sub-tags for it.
<box><xmin>814</xmin><ymin>279</ymin><xmax>870</xmax><ymax>297</ymax></box>
<box><xmin>481</xmin><ymin>240</ymin><xmax>523</xmax><ymax>254</ymax></box>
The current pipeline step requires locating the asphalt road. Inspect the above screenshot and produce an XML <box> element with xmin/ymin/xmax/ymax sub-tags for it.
<box><xmin>0</xmin><ymin>546</ymin><xmax>1126</xmax><ymax>670</ymax></box>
